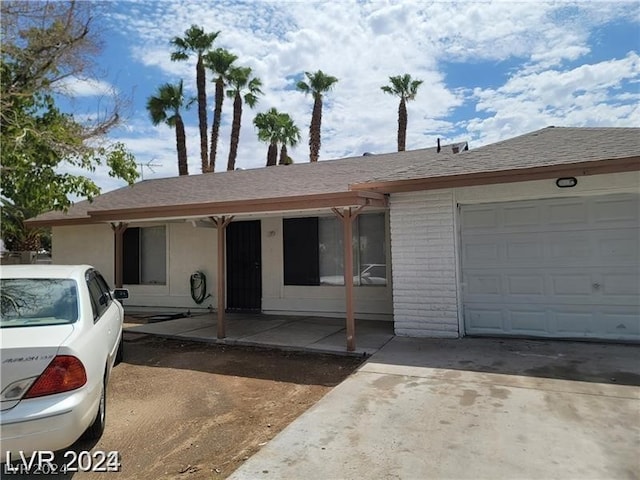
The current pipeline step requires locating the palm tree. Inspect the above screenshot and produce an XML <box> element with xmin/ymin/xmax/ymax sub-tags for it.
<box><xmin>170</xmin><ymin>25</ymin><xmax>219</xmax><ymax>174</ymax></box>
<box><xmin>226</xmin><ymin>66</ymin><xmax>263</xmax><ymax>171</ymax></box>
<box><xmin>277</xmin><ymin>114</ymin><xmax>300</xmax><ymax>165</ymax></box>
<box><xmin>204</xmin><ymin>48</ymin><xmax>238</xmax><ymax>172</ymax></box>
<box><xmin>147</xmin><ymin>81</ymin><xmax>192</xmax><ymax>176</ymax></box>
<box><xmin>253</xmin><ymin>108</ymin><xmax>299</xmax><ymax>167</ymax></box>
<box><xmin>253</xmin><ymin>108</ymin><xmax>280</xmax><ymax>167</ymax></box>
<box><xmin>296</xmin><ymin>70</ymin><xmax>338</xmax><ymax>163</ymax></box>
<box><xmin>381</xmin><ymin>74</ymin><xmax>423</xmax><ymax>151</ymax></box>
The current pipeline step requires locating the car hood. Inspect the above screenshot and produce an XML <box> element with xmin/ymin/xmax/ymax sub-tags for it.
<box><xmin>0</xmin><ymin>325</ymin><xmax>75</xmax><ymax>411</ymax></box>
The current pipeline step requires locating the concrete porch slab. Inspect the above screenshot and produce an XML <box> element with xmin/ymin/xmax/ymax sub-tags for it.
<box><xmin>124</xmin><ymin>313</ymin><xmax>393</xmax><ymax>356</ymax></box>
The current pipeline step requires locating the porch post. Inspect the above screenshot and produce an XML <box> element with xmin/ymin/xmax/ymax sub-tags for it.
<box><xmin>332</xmin><ymin>206</ymin><xmax>364</xmax><ymax>352</ymax></box>
<box><xmin>211</xmin><ymin>216</ymin><xmax>234</xmax><ymax>339</ymax></box>
<box><xmin>111</xmin><ymin>222</ymin><xmax>128</xmax><ymax>288</ymax></box>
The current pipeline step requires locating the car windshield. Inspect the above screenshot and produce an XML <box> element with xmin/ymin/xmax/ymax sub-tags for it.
<box><xmin>0</xmin><ymin>278</ymin><xmax>79</xmax><ymax>327</ymax></box>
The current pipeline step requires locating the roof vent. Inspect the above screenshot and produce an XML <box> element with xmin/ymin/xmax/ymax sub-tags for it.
<box><xmin>362</xmin><ymin>152</ymin><xmax>374</xmax><ymax>156</ymax></box>
<box><xmin>437</xmin><ymin>138</ymin><xmax>441</xmax><ymax>153</ymax></box>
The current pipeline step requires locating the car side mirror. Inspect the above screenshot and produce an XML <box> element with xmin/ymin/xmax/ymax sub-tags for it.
<box><xmin>99</xmin><ymin>293</ymin><xmax>109</xmax><ymax>306</ymax></box>
<box><xmin>113</xmin><ymin>289</ymin><xmax>129</xmax><ymax>300</ymax></box>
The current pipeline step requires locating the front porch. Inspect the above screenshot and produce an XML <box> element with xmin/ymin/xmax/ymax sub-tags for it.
<box><xmin>124</xmin><ymin>313</ymin><xmax>395</xmax><ymax>356</ymax></box>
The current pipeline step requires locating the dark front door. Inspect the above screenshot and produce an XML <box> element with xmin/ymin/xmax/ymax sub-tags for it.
<box><xmin>226</xmin><ymin>220</ymin><xmax>262</xmax><ymax>311</ymax></box>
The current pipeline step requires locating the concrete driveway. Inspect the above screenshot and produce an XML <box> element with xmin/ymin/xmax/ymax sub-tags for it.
<box><xmin>230</xmin><ymin>337</ymin><xmax>640</xmax><ymax>480</ymax></box>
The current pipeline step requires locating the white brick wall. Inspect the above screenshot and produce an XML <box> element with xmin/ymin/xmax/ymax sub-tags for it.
<box><xmin>389</xmin><ymin>190</ymin><xmax>460</xmax><ymax>337</ymax></box>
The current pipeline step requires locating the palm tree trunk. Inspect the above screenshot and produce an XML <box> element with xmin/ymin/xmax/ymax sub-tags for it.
<box><xmin>196</xmin><ymin>56</ymin><xmax>208</xmax><ymax>173</ymax></box>
<box><xmin>175</xmin><ymin>115</ymin><xmax>189</xmax><ymax>176</ymax></box>
<box><xmin>398</xmin><ymin>97</ymin><xmax>407</xmax><ymax>151</ymax></box>
<box><xmin>279</xmin><ymin>144</ymin><xmax>288</xmax><ymax>165</ymax></box>
<box><xmin>309</xmin><ymin>96</ymin><xmax>322</xmax><ymax>162</ymax></box>
<box><xmin>266</xmin><ymin>142</ymin><xmax>278</xmax><ymax>166</ymax></box>
<box><xmin>227</xmin><ymin>92</ymin><xmax>242</xmax><ymax>171</ymax></box>
<box><xmin>209</xmin><ymin>78</ymin><xmax>224</xmax><ymax>172</ymax></box>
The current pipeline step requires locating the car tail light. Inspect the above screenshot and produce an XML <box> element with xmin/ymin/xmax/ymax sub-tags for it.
<box><xmin>24</xmin><ymin>355</ymin><xmax>87</xmax><ymax>398</ymax></box>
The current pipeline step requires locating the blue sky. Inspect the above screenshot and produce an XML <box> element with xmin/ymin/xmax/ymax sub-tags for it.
<box><xmin>56</xmin><ymin>0</ymin><xmax>640</xmax><ymax>194</ymax></box>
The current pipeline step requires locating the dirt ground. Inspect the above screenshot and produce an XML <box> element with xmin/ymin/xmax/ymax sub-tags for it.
<box><xmin>67</xmin><ymin>332</ymin><xmax>364</xmax><ymax>479</ymax></box>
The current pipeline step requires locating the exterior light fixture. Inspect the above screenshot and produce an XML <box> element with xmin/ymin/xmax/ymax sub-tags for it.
<box><xmin>556</xmin><ymin>177</ymin><xmax>578</xmax><ymax>188</ymax></box>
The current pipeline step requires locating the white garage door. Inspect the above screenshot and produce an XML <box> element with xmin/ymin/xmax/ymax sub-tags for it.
<box><xmin>461</xmin><ymin>193</ymin><xmax>639</xmax><ymax>341</ymax></box>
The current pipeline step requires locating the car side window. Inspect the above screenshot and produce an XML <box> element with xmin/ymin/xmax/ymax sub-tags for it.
<box><xmin>95</xmin><ymin>273</ymin><xmax>113</xmax><ymax>301</ymax></box>
<box><xmin>86</xmin><ymin>276</ymin><xmax>109</xmax><ymax>322</ymax></box>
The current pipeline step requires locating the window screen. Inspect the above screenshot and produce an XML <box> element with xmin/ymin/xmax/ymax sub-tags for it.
<box><xmin>284</xmin><ymin>213</ymin><xmax>387</xmax><ymax>287</ymax></box>
<box><xmin>122</xmin><ymin>226</ymin><xmax>166</xmax><ymax>285</ymax></box>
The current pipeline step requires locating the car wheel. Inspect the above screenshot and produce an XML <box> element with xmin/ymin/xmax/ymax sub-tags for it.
<box><xmin>115</xmin><ymin>334</ymin><xmax>124</xmax><ymax>365</ymax></box>
<box><xmin>83</xmin><ymin>376</ymin><xmax>106</xmax><ymax>440</ymax></box>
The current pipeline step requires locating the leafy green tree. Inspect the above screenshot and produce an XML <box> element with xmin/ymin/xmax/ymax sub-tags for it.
<box><xmin>381</xmin><ymin>74</ymin><xmax>423</xmax><ymax>151</ymax></box>
<box><xmin>226</xmin><ymin>66</ymin><xmax>262</xmax><ymax>171</ymax></box>
<box><xmin>253</xmin><ymin>108</ymin><xmax>299</xmax><ymax>167</ymax></box>
<box><xmin>1</xmin><ymin>200</ymin><xmax>46</xmax><ymax>252</ymax></box>
<box><xmin>170</xmin><ymin>25</ymin><xmax>219</xmax><ymax>174</ymax></box>
<box><xmin>296</xmin><ymin>70</ymin><xmax>338</xmax><ymax>162</ymax></box>
<box><xmin>146</xmin><ymin>81</ymin><xmax>192</xmax><ymax>176</ymax></box>
<box><xmin>0</xmin><ymin>0</ymin><xmax>138</xmax><ymax>250</ymax></box>
<box><xmin>204</xmin><ymin>48</ymin><xmax>237</xmax><ymax>172</ymax></box>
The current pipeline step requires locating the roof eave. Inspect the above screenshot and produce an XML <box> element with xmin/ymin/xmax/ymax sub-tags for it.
<box><xmin>26</xmin><ymin>215</ymin><xmax>93</xmax><ymax>228</ymax></box>
<box><xmin>350</xmin><ymin>156</ymin><xmax>640</xmax><ymax>193</ymax></box>
<box><xmin>33</xmin><ymin>191</ymin><xmax>387</xmax><ymax>226</ymax></box>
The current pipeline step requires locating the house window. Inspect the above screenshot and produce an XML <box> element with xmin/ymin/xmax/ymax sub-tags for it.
<box><xmin>283</xmin><ymin>213</ymin><xmax>387</xmax><ymax>286</ymax></box>
<box><xmin>122</xmin><ymin>226</ymin><xmax>166</xmax><ymax>285</ymax></box>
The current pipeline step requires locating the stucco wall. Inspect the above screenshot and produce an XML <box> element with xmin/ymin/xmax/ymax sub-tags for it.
<box><xmin>52</xmin><ymin>224</ymin><xmax>115</xmax><ymax>285</ymax></box>
<box><xmin>52</xmin><ymin>217</ymin><xmax>393</xmax><ymax>320</ymax></box>
<box><xmin>53</xmin><ymin>223</ymin><xmax>217</xmax><ymax>310</ymax></box>
<box><xmin>125</xmin><ymin>223</ymin><xmax>217</xmax><ymax>309</ymax></box>
<box><xmin>455</xmin><ymin>171</ymin><xmax>640</xmax><ymax>204</ymax></box>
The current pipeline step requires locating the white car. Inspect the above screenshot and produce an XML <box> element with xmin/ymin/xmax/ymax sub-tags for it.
<box><xmin>0</xmin><ymin>265</ymin><xmax>128</xmax><ymax>459</ymax></box>
<box><xmin>320</xmin><ymin>264</ymin><xmax>387</xmax><ymax>286</ymax></box>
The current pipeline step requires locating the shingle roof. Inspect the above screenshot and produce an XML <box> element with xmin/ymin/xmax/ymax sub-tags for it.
<box><xmin>360</xmin><ymin>127</ymin><xmax>640</xmax><ymax>185</ymax></box>
<box><xmin>29</xmin><ymin>127</ymin><xmax>640</xmax><ymax>225</ymax></box>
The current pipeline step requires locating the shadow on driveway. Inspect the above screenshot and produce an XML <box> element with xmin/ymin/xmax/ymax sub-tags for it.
<box><xmin>366</xmin><ymin>336</ymin><xmax>640</xmax><ymax>386</ymax></box>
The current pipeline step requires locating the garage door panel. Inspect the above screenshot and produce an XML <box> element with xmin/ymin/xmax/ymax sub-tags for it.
<box><xmin>548</xmin><ymin>233</ymin><xmax>591</xmax><ymax>260</ymax></box>
<box><xmin>592</xmin><ymin>196</ymin><xmax>639</xmax><ymax>224</ymax></box>
<box><xmin>506</xmin><ymin>239</ymin><xmax>543</xmax><ymax>261</ymax></box>
<box><xmin>510</xmin><ymin>310</ymin><xmax>549</xmax><ymax>333</ymax></box>
<box><xmin>467</xmin><ymin>274</ymin><xmax>501</xmax><ymax>295</ymax></box>
<box><xmin>464</xmin><ymin>242</ymin><xmax>500</xmax><ymax>264</ymax></box>
<box><xmin>461</xmin><ymin>194</ymin><xmax>639</xmax><ymax>341</ymax></box>
<box><xmin>503</xmin><ymin>205</ymin><xmax>540</xmax><ymax>227</ymax></box>
<box><xmin>602</xmin><ymin>313</ymin><xmax>640</xmax><ymax>336</ymax></box>
<box><xmin>555</xmin><ymin>312</ymin><xmax>594</xmax><ymax>335</ymax></box>
<box><xmin>507</xmin><ymin>275</ymin><xmax>545</xmax><ymax>295</ymax></box>
<box><xmin>602</xmin><ymin>274</ymin><xmax>639</xmax><ymax>296</ymax></box>
<box><xmin>548</xmin><ymin>201</ymin><xmax>588</xmax><ymax>225</ymax></box>
<box><xmin>598</xmin><ymin>236</ymin><xmax>638</xmax><ymax>262</ymax></box>
<box><xmin>466</xmin><ymin>304</ymin><xmax>639</xmax><ymax>340</ymax></box>
<box><xmin>462</xmin><ymin>208</ymin><xmax>499</xmax><ymax>230</ymax></box>
<box><xmin>465</xmin><ymin>309</ymin><xmax>504</xmax><ymax>330</ymax></box>
<box><xmin>551</xmin><ymin>274</ymin><xmax>593</xmax><ymax>296</ymax></box>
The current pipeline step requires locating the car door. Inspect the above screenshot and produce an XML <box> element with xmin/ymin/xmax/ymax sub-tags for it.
<box><xmin>86</xmin><ymin>271</ymin><xmax>120</xmax><ymax>368</ymax></box>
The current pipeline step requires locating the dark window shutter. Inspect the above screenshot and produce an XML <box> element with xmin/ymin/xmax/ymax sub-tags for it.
<box><xmin>122</xmin><ymin>228</ymin><xmax>140</xmax><ymax>285</ymax></box>
<box><xmin>283</xmin><ymin>218</ymin><xmax>319</xmax><ymax>285</ymax></box>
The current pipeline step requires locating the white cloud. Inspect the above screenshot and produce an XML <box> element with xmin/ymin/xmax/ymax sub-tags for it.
<box><xmin>88</xmin><ymin>0</ymin><xmax>640</xmax><ymax>191</ymax></box>
<box><xmin>55</xmin><ymin>77</ymin><xmax>117</xmax><ymax>97</ymax></box>
<box><xmin>467</xmin><ymin>51</ymin><xmax>640</xmax><ymax>145</ymax></box>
